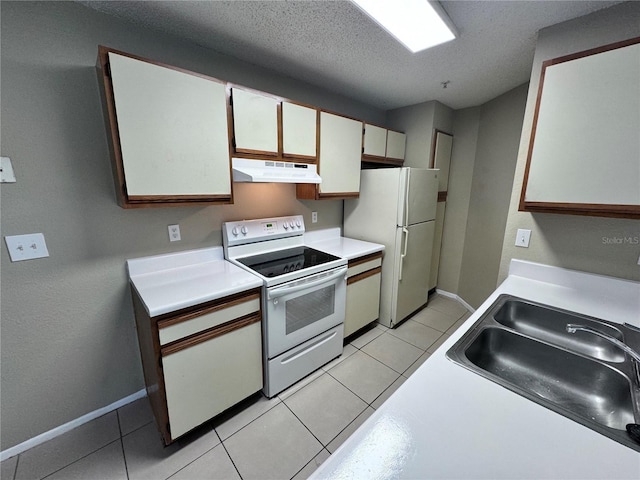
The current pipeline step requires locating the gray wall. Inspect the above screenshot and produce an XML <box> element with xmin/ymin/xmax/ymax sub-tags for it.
<box><xmin>386</xmin><ymin>100</ymin><xmax>453</xmax><ymax>168</ymax></box>
<box><xmin>0</xmin><ymin>1</ymin><xmax>385</xmax><ymax>450</ymax></box>
<box><xmin>437</xmin><ymin>85</ymin><xmax>528</xmax><ymax>308</ymax></box>
<box><xmin>498</xmin><ymin>2</ymin><xmax>640</xmax><ymax>284</ymax></box>
<box><xmin>457</xmin><ymin>84</ymin><xmax>528</xmax><ymax>308</ymax></box>
<box><xmin>437</xmin><ymin>107</ymin><xmax>480</xmax><ymax>294</ymax></box>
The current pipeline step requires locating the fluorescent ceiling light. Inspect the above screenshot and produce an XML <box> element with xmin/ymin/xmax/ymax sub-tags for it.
<box><xmin>351</xmin><ymin>0</ymin><xmax>456</xmax><ymax>53</ymax></box>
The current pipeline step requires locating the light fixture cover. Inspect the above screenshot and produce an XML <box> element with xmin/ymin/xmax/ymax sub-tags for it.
<box><xmin>352</xmin><ymin>0</ymin><xmax>456</xmax><ymax>53</ymax></box>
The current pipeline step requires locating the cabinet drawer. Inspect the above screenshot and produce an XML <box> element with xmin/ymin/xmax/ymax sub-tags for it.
<box><xmin>347</xmin><ymin>253</ymin><xmax>383</xmax><ymax>279</ymax></box>
<box><xmin>162</xmin><ymin>320</ymin><xmax>263</xmax><ymax>439</ymax></box>
<box><xmin>158</xmin><ymin>295</ymin><xmax>260</xmax><ymax>345</ymax></box>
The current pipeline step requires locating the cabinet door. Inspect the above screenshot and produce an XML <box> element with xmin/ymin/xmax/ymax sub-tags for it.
<box><xmin>231</xmin><ymin>88</ymin><xmax>279</xmax><ymax>155</ymax></box>
<box><xmin>105</xmin><ymin>50</ymin><xmax>231</xmax><ymax>204</ymax></box>
<box><xmin>162</xmin><ymin>320</ymin><xmax>262</xmax><ymax>439</ymax></box>
<box><xmin>319</xmin><ymin>112</ymin><xmax>363</xmax><ymax>195</ymax></box>
<box><xmin>432</xmin><ymin>131</ymin><xmax>453</xmax><ymax>192</ymax></box>
<box><xmin>345</xmin><ymin>273</ymin><xmax>381</xmax><ymax>337</ymax></box>
<box><xmin>386</xmin><ymin>130</ymin><xmax>406</xmax><ymax>161</ymax></box>
<box><xmin>282</xmin><ymin>102</ymin><xmax>317</xmax><ymax>159</ymax></box>
<box><xmin>363</xmin><ymin>124</ymin><xmax>387</xmax><ymax>157</ymax></box>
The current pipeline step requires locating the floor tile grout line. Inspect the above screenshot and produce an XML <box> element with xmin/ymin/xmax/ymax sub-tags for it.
<box><xmin>386</xmin><ymin>326</ymin><xmax>442</xmax><ymax>351</ymax></box>
<box><xmin>322</xmin><ymin>403</ymin><xmax>370</xmax><ymax>452</ymax></box>
<box><xmin>115</xmin><ymin>399</ymin><xmax>129</xmax><ymax>480</ymax></box>
<box><xmin>11</xmin><ymin>453</ymin><xmax>19</xmax><ymax>480</ymax></box>
<box><xmin>324</xmin><ymin>366</ymin><xmax>396</xmax><ymax>407</ymax></box>
<box><xmin>215</xmin><ymin>397</ymin><xmax>282</xmax><ymax>443</ymax></box>
<box><xmin>358</xmin><ymin>344</ymin><xmax>422</xmax><ymax>376</ymax></box>
<box><xmin>38</xmin><ymin>438</ymin><xmax>122</xmax><ymax>480</ymax></box>
<box><xmin>116</xmin><ymin>409</ymin><xmax>124</xmax><ymax>438</ymax></box>
<box><xmin>119</xmin><ymin>436</ymin><xmax>130</xmax><ymax>480</ymax></box>
<box><xmin>278</xmin><ymin>401</ymin><xmax>328</xmax><ymax>475</ymax></box>
<box><xmin>163</xmin><ymin>431</ymin><xmax>225</xmax><ymax>480</ymax></box>
<box><xmin>219</xmin><ymin>439</ymin><xmax>244</xmax><ymax>480</ymax></box>
<box><xmin>119</xmin><ymin>420</ymin><xmax>154</xmax><ymax>439</ymax></box>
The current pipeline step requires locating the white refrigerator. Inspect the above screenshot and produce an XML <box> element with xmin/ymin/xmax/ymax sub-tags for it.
<box><xmin>344</xmin><ymin>168</ymin><xmax>438</xmax><ymax>328</ymax></box>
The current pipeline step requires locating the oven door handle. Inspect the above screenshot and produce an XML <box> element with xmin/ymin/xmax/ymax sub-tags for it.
<box><xmin>268</xmin><ymin>267</ymin><xmax>348</xmax><ymax>301</ymax></box>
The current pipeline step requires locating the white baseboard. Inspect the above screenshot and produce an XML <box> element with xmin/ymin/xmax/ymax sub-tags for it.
<box><xmin>0</xmin><ymin>388</ymin><xmax>147</xmax><ymax>462</ymax></box>
<box><xmin>435</xmin><ymin>289</ymin><xmax>475</xmax><ymax>313</ymax></box>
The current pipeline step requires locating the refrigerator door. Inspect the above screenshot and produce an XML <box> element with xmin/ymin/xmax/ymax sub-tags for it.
<box><xmin>391</xmin><ymin>220</ymin><xmax>435</xmax><ymax>325</ymax></box>
<box><xmin>344</xmin><ymin>168</ymin><xmax>403</xmax><ymax>327</ymax></box>
<box><xmin>398</xmin><ymin>168</ymin><xmax>439</xmax><ymax>227</ymax></box>
<box><xmin>344</xmin><ymin>168</ymin><xmax>402</xmax><ymax>245</ymax></box>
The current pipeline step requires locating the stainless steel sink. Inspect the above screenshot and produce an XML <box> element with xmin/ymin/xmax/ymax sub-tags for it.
<box><xmin>446</xmin><ymin>295</ymin><xmax>640</xmax><ymax>451</ymax></box>
<box><xmin>493</xmin><ymin>299</ymin><xmax>625</xmax><ymax>362</ymax></box>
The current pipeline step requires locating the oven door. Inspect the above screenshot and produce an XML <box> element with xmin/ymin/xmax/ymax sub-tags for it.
<box><xmin>265</xmin><ymin>266</ymin><xmax>347</xmax><ymax>358</ymax></box>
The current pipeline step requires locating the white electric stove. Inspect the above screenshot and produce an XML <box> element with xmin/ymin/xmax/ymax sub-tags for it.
<box><xmin>223</xmin><ymin>215</ymin><xmax>347</xmax><ymax>397</ymax></box>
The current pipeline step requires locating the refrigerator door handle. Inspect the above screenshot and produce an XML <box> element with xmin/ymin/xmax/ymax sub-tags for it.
<box><xmin>399</xmin><ymin>226</ymin><xmax>409</xmax><ymax>280</ymax></box>
<box><xmin>403</xmin><ymin>169</ymin><xmax>410</xmax><ymax>226</ymax></box>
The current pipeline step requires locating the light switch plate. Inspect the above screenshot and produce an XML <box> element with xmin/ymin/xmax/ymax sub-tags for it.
<box><xmin>515</xmin><ymin>229</ymin><xmax>531</xmax><ymax>248</ymax></box>
<box><xmin>0</xmin><ymin>157</ymin><xmax>16</xmax><ymax>183</ymax></box>
<box><xmin>168</xmin><ymin>224</ymin><xmax>181</xmax><ymax>242</ymax></box>
<box><xmin>5</xmin><ymin>233</ymin><xmax>49</xmax><ymax>261</ymax></box>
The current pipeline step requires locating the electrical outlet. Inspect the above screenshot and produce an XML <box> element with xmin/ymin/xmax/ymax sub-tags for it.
<box><xmin>168</xmin><ymin>224</ymin><xmax>181</xmax><ymax>242</ymax></box>
<box><xmin>515</xmin><ymin>229</ymin><xmax>531</xmax><ymax>248</ymax></box>
<box><xmin>311</xmin><ymin>211</ymin><xmax>318</xmax><ymax>224</ymax></box>
<box><xmin>5</xmin><ymin>233</ymin><xmax>49</xmax><ymax>261</ymax></box>
<box><xmin>1</xmin><ymin>157</ymin><xmax>16</xmax><ymax>183</ymax></box>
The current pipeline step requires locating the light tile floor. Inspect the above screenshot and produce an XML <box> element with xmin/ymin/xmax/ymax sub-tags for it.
<box><xmin>1</xmin><ymin>294</ymin><xmax>471</xmax><ymax>480</ymax></box>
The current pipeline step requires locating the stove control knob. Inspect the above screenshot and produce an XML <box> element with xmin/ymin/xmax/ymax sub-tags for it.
<box><xmin>231</xmin><ymin>227</ymin><xmax>239</xmax><ymax>236</ymax></box>
<box><xmin>296</xmin><ymin>220</ymin><xmax>302</xmax><ymax>228</ymax></box>
<box><xmin>289</xmin><ymin>221</ymin><xmax>295</xmax><ymax>228</ymax></box>
<box><xmin>241</xmin><ymin>226</ymin><xmax>248</xmax><ymax>235</ymax></box>
<box><xmin>283</xmin><ymin>223</ymin><xmax>289</xmax><ymax>230</ymax></box>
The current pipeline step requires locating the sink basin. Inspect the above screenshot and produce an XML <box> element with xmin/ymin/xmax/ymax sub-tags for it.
<box><xmin>446</xmin><ymin>295</ymin><xmax>640</xmax><ymax>451</ymax></box>
<box><xmin>465</xmin><ymin>327</ymin><xmax>635</xmax><ymax>429</ymax></box>
<box><xmin>493</xmin><ymin>299</ymin><xmax>625</xmax><ymax>362</ymax></box>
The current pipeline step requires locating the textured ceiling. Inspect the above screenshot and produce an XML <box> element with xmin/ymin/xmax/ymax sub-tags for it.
<box><xmin>79</xmin><ymin>0</ymin><xmax>622</xmax><ymax>110</ymax></box>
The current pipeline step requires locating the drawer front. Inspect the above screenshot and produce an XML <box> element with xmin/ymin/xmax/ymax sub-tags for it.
<box><xmin>347</xmin><ymin>256</ymin><xmax>382</xmax><ymax>279</ymax></box>
<box><xmin>159</xmin><ymin>296</ymin><xmax>260</xmax><ymax>345</ymax></box>
<box><xmin>162</xmin><ymin>321</ymin><xmax>263</xmax><ymax>439</ymax></box>
<box><xmin>345</xmin><ymin>272</ymin><xmax>381</xmax><ymax>337</ymax></box>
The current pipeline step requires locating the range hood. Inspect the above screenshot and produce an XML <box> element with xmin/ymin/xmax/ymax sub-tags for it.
<box><xmin>232</xmin><ymin>158</ymin><xmax>321</xmax><ymax>184</ymax></box>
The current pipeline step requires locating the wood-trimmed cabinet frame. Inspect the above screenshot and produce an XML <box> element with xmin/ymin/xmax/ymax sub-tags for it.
<box><xmin>361</xmin><ymin>123</ymin><xmax>405</xmax><ymax>166</ymax></box>
<box><xmin>344</xmin><ymin>251</ymin><xmax>383</xmax><ymax>338</ymax></box>
<box><xmin>296</xmin><ymin>109</ymin><xmax>363</xmax><ymax>200</ymax></box>
<box><xmin>132</xmin><ymin>287</ymin><xmax>263</xmax><ymax>445</ymax></box>
<box><xmin>96</xmin><ymin>46</ymin><xmax>234</xmax><ymax>208</ymax></box>
<box><xmin>227</xmin><ymin>84</ymin><xmax>319</xmax><ymax>164</ymax></box>
<box><xmin>519</xmin><ymin>37</ymin><xmax>640</xmax><ymax>219</ymax></box>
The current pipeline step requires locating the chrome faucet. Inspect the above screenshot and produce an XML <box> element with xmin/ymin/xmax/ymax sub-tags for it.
<box><xmin>566</xmin><ymin>323</ymin><xmax>640</xmax><ymax>384</ymax></box>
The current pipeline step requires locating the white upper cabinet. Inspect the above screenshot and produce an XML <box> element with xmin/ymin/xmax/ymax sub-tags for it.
<box><xmin>100</xmin><ymin>47</ymin><xmax>232</xmax><ymax>208</ymax></box>
<box><xmin>231</xmin><ymin>87</ymin><xmax>279</xmax><ymax>155</ymax></box>
<box><xmin>362</xmin><ymin>125</ymin><xmax>406</xmax><ymax>165</ymax></box>
<box><xmin>319</xmin><ymin>112</ymin><xmax>363</xmax><ymax>196</ymax></box>
<box><xmin>363</xmin><ymin>124</ymin><xmax>387</xmax><ymax>157</ymax></box>
<box><xmin>386</xmin><ymin>130</ymin><xmax>407</xmax><ymax>161</ymax></box>
<box><xmin>520</xmin><ymin>38</ymin><xmax>640</xmax><ymax>218</ymax></box>
<box><xmin>282</xmin><ymin>102</ymin><xmax>317</xmax><ymax>159</ymax></box>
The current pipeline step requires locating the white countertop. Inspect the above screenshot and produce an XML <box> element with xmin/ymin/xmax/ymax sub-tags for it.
<box><xmin>305</xmin><ymin>228</ymin><xmax>384</xmax><ymax>260</ymax></box>
<box><xmin>127</xmin><ymin>247</ymin><xmax>262</xmax><ymax>317</ymax></box>
<box><xmin>311</xmin><ymin>260</ymin><xmax>640</xmax><ymax>479</ymax></box>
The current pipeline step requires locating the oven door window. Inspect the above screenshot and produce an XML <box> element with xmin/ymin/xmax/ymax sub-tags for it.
<box><xmin>285</xmin><ymin>284</ymin><xmax>335</xmax><ymax>335</ymax></box>
<box><xmin>265</xmin><ymin>267</ymin><xmax>347</xmax><ymax>358</ymax></box>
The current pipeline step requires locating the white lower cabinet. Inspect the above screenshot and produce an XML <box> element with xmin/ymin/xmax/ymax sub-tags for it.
<box><xmin>132</xmin><ymin>288</ymin><xmax>263</xmax><ymax>444</ymax></box>
<box><xmin>344</xmin><ymin>252</ymin><xmax>383</xmax><ymax>338</ymax></box>
<box><xmin>162</xmin><ymin>321</ymin><xmax>262</xmax><ymax>439</ymax></box>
